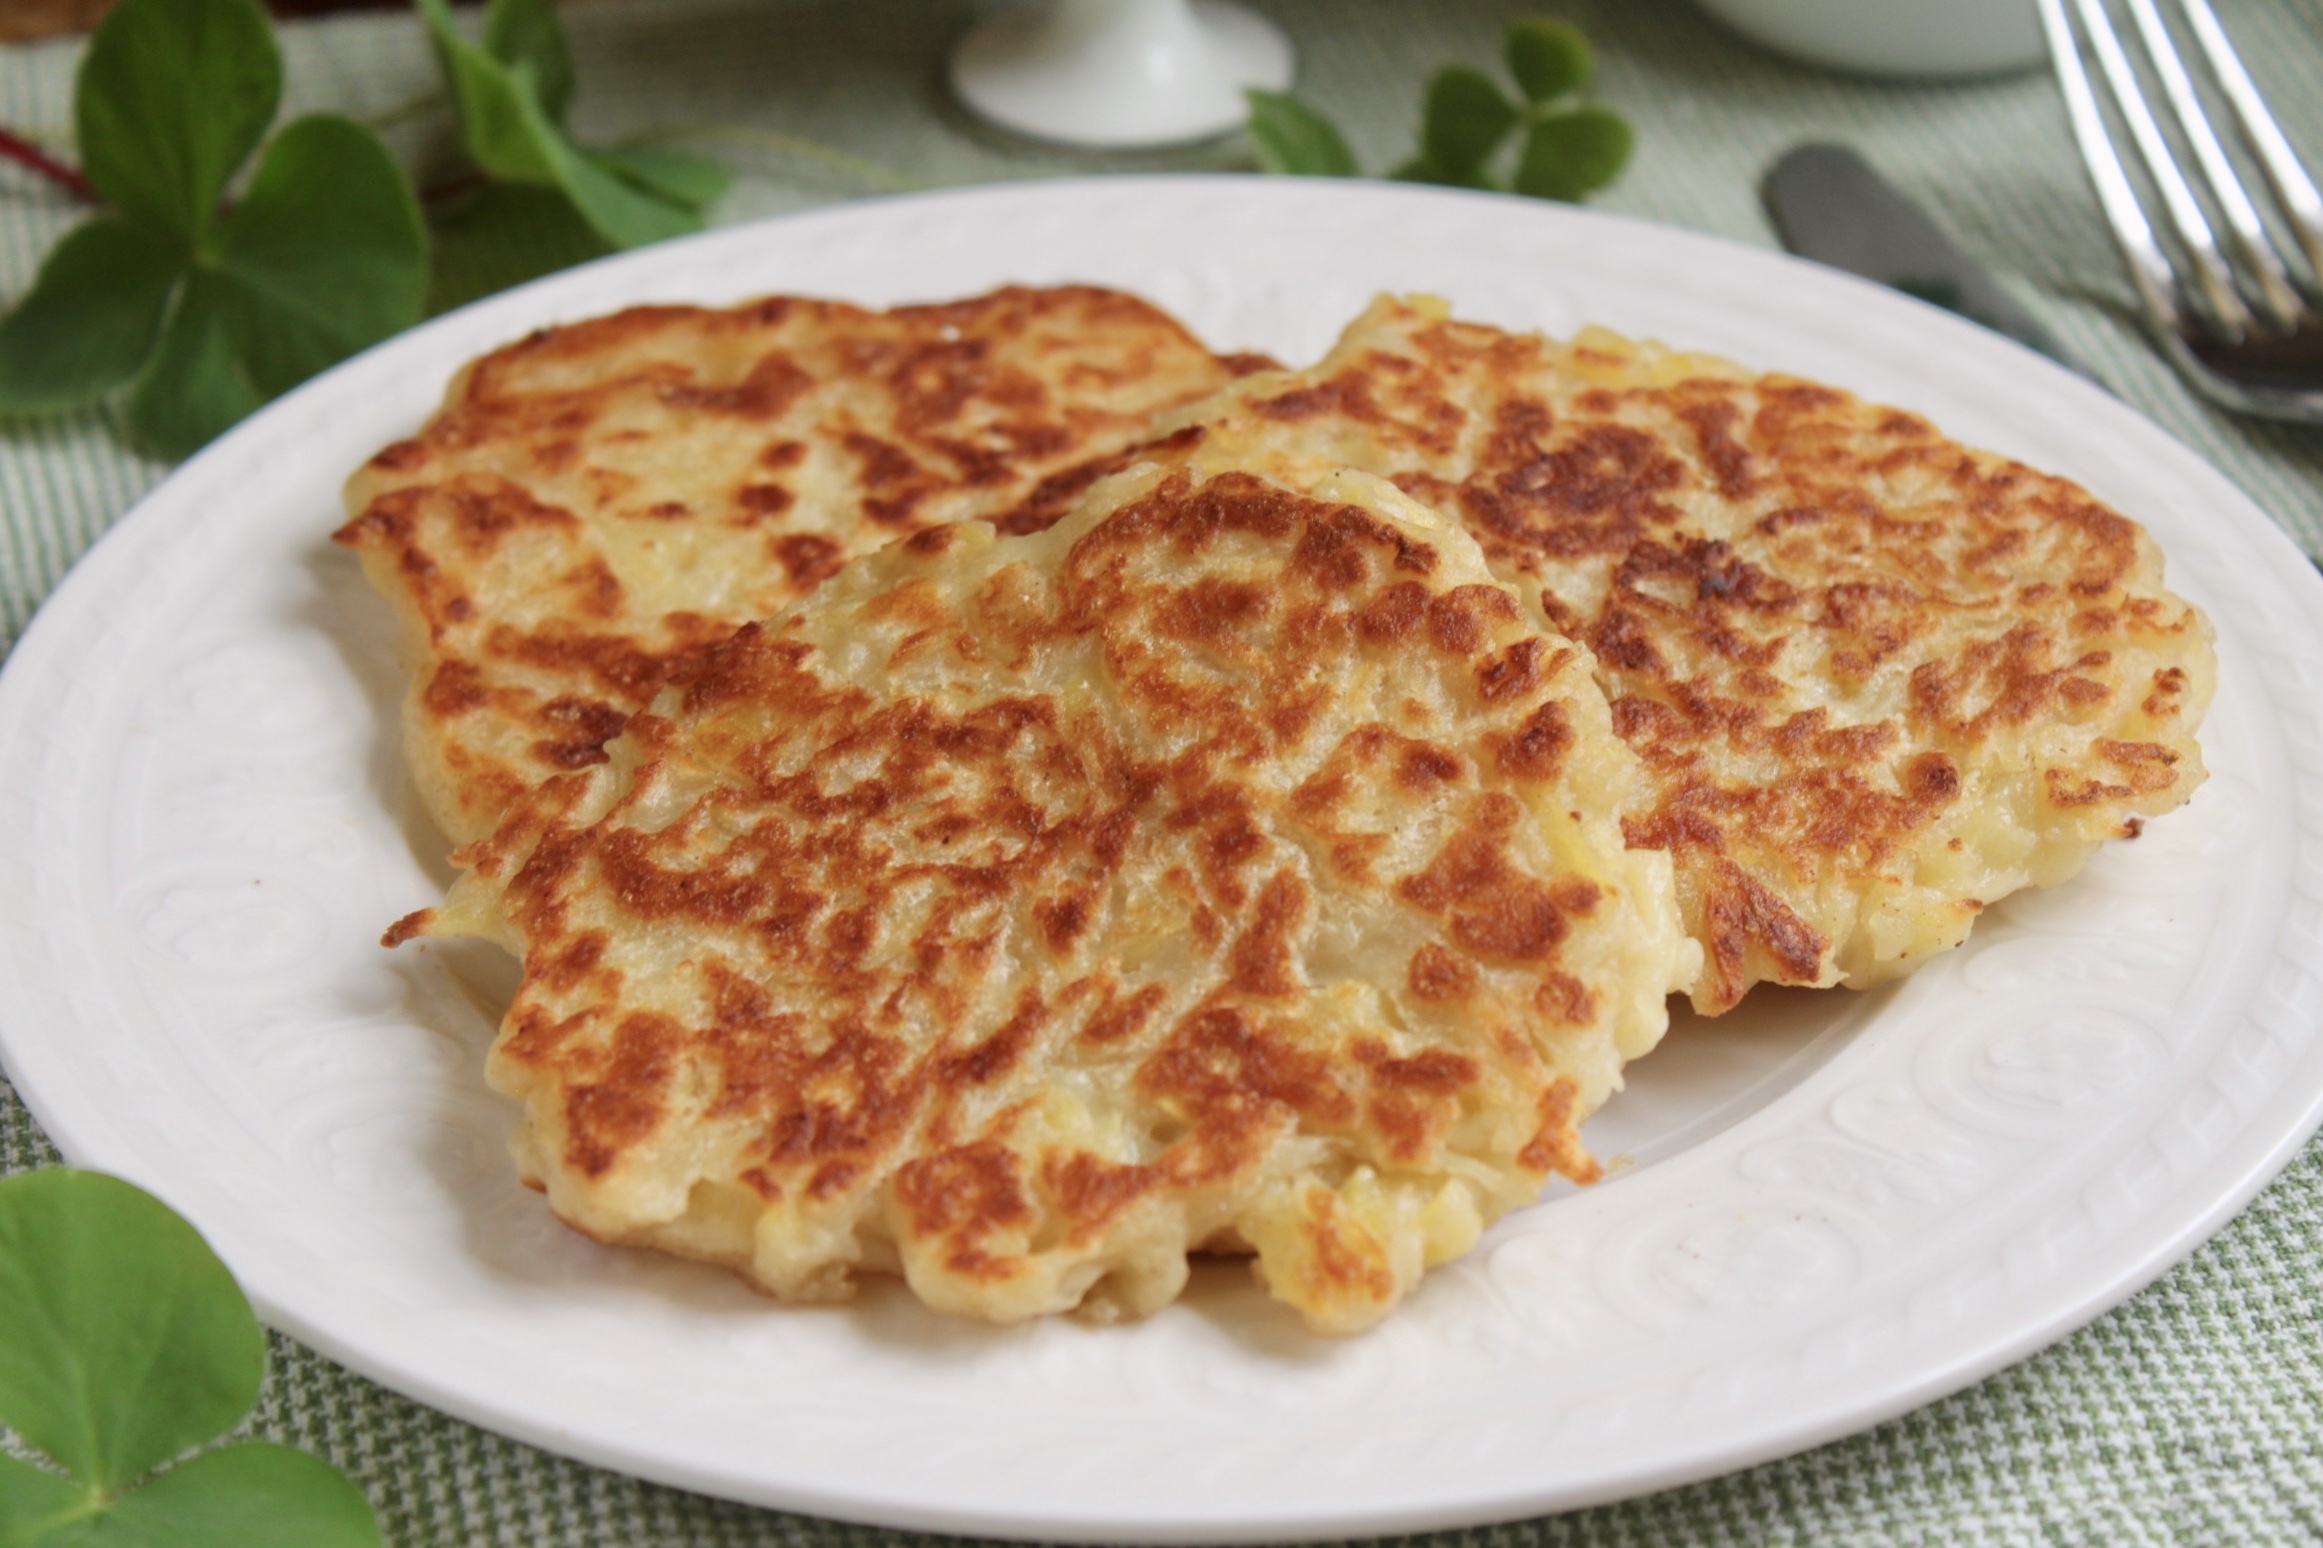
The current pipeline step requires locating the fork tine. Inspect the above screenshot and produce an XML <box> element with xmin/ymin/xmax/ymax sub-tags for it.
<box><xmin>2038</xmin><ymin>0</ymin><xmax>2203</xmax><ymax>338</ymax></box>
<box><xmin>2067</xmin><ymin>0</ymin><xmax>2254</xmax><ymax>339</ymax></box>
<box><xmin>2175</xmin><ymin>0</ymin><xmax>2323</xmax><ymax>289</ymax></box>
<box><xmin>2123</xmin><ymin>0</ymin><xmax>2306</xmax><ymax>330</ymax></box>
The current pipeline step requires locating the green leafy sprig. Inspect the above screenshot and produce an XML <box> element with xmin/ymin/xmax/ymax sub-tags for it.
<box><xmin>0</xmin><ymin>0</ymin><xmax>426</xmax><ymax>459</ymax></box>
<box><xmin>0</xmin><ymin>1169</ymin><xmax>383</xmax><ymax>1548</ymax></box>
<box><xmin>1247</xmin><ymin>18</ymin><xmax>1634</xmax><ymax>203</ymax></box>
<box><xmin>418</xmin><ymin>0</ymin><xmax>729</xmax><ymax>253</ymax></box>
<box><xmin>0</xmin><ymin>0</ymin><xmax>734</xmax><ymax>458</ymax></box>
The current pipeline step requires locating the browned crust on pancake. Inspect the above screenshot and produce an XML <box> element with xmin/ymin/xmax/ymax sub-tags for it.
<box><xmin>1142</xmin><ymin>298</ymin><xmax>2215</xmax><ymax>1011</ymax></box>
<box><xmin>336</xmin><ymin>286</ymin><xmax>1268</xmax><ymax>845</ymax></box>
<box><xmin>416</xmin><ymin>466</ymin><xmax>1693</xmax><ymax>1333</ymax></box>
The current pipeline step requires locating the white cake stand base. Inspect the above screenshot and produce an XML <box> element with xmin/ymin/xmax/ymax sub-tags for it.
<box><xmin>950</xmin><ymin>0</ymin><xmax>1296</xmax><ymax>149</ymax></box>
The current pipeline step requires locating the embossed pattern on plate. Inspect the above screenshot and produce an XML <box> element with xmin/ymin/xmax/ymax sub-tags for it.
<box><xmin>1</xmin><ymin>179</ymin><xmax>2319</xmax><ymax>1543</ymax></box>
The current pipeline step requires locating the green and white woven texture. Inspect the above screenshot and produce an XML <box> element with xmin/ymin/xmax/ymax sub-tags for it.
<box><xmin>3</xmin><ymin>1</ymin><xmax>2322</xmax><ymax>1543</ymax></box>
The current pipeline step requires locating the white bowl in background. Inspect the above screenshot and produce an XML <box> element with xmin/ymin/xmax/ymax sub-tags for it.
<box><xmin>1692</xmin><ymin>0</ymin><xmax>2046</xmax><ymax>78</ymax></box>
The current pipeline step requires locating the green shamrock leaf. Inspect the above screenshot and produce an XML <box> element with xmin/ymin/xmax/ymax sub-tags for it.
<box><xmin>1244</xmin><ymin>88</ymin><xmax>1358</xmax><ymax>178</ymax></box>
<box><xmin>1414</xmin><ymin>66</ymin><xmax>1518</xmax><ymax>185</ymax></box>
<box><xmin>72</xmin><ymin>1444</ymin><xmax>381</xmax><ymax>1548</ymax></box>
<box><xmin>0</xmin><ymin>1451</ymin><xmax>87</xmax><ymax>1542</ymax></box>
<box><xmin>418</xmin><ymin>0</ymin><xmax>729</xmax><ymax>251</ymax></box>
<box><xmin>0</xmin><ymin>0</ymin><xmax>426</xmax><ymax>459</ymax></box>
<box><xmin>1505</xmin><ymin>17</ymin><xmax>1594</xmax><ymax>104</ymax></box>
<box><xmin>124</xmin><ymin>271</ymin><xmax>266</xmax><ymax>465</ymax></box>
<box><xmin>1513</xmin><ymin>105</ymin><xmax>1634</xmax><ymax>202</ymax></box>
<box><xmin>0</xmin><ymin>219</ymin><xmax>180</xmax><ymax>411</ymax></box>
<box><xmin>0</xmin><ymin>1169</ymin><xmax>383</xmax><ymax>1548</ymax></box>
<box><xmin>74</xmin><ymin>0</ymin><xmax>279</xmax><ymax>248</ymax></box>
<box><xmin>1246</xmin><ymin>18</ymin><xmax>1632</xmax><ymax>206</ymax></box>
<box><xmin>0</xmin><ymin>1170</ymin><xmax>264</xmax><ymax>1497</ymax></box>
<box><xmin>211</xmin><ymin>114</ymin><xmax>432</xmax><ymax>396</ymax></box>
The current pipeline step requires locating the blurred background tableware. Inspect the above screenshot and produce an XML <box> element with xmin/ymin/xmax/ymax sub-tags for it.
<box><xmin>950</xmin><ymin>0</ymin><xmax>1294</xmax><ymax>148</ymax></box>
<box><xmin>1693</xmin><ymin>0</ymin><xmax>2046</xmax><ymax>77</ymax></box>
<box><xmin>2041</xmin><ymin>0</ymin><xmax>2323</xmax><ymax>423</ymax></box>
<box><xmin>1765</xmin><ymin>142</ymin><xmax>2087</xmax><ymax>370</ymax></box>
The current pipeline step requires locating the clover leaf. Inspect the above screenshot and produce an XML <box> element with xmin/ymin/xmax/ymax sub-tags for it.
<box><xmin>74</xmin><ymin>0</ymin><xmax>280</xmax><ymax>247</ymax></box>
<box><xmin>1396</xmin><ymin>66</ymin><xmax>1518</xmax><ymax>189</ymax></box>
<box><xmin>0</xmin><ymin>1169</ymin><xmax>383</xmax><ymax>1548</ymax></box>
<box><xmin>0</xmin><ymin>1171</ymin><xmax>262</xmax><ymax>1493</ymax></box>
<box><xmin>0</xmin><ymin>219</ymin><xmax>180</xmax><ymax>411</ymax></box>
<box><xmin>1246</xmin><ymin>16</ymin><xmax>1631</xmax><ymax>205</ymax></box>
<box><xmin>0</xmin><ymin>0</ymin><xmax>426</xmax><ymax>460</ymax></box>
<box><xmin>1513</xmin><ymin>104</ymin><xmax>1635</xmax><ymax>203</ymax></box>
<box><xmin>1245</xmin><ymin>88</ymin><xmax>1357</xmax><ymax>178</ymax></box>
<box><xmin>418</xmin><ymin>0</ymin><xmax>729</xmax><ymax>252</ymax></box>
<box><xmin>1505</xmin><ymin>17</ymin><xmax>1594</xmax><ymax>104</ymax></box>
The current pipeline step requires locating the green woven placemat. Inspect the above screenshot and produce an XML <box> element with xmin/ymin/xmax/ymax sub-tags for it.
<box><xmin>4</xmin><ymin>2</ymin><xmax>2322</xmax><ymax>1542</ymax></box>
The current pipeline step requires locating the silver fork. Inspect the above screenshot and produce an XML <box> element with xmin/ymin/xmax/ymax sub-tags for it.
<box><xmin>2040</xmin><ymin>0</ymin><xmax>2323</xmax><ymax>422</ymax></box>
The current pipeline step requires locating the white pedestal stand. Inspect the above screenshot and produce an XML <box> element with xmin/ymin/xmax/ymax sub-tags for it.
<box><xmin>950</xmin><ymin>0</ymin><xmax>1296</xmax><ymax>149</ymax></box>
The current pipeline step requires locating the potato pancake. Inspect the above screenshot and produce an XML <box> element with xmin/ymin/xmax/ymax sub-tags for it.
<box><xmin>1145</xmin><ymin>296</ymin><xmax>2215</xmax><ymax>1013</ymax></box>
<box><xmin>336</xmin><ymin>286</ymin><xmax>1269</xmax><ymax>844</ymax></box>
<box><xmin>392</xmin><ymin>465</ymin><xmax>1699</xmax><ymax>1333</ymax></box>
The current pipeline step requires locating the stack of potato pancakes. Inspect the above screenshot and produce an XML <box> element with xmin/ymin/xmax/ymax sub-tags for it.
<box><xmin>342</xmin><ymin>285</ymin><xmax>2213</xmax><ymax>1335</ymax></box>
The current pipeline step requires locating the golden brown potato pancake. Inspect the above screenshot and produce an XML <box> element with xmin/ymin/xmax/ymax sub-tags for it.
<box><xmin>1144</xmin><ymin>296</ymin><xmax>2215</xmax><ymax>1012</ymax></box>
<box><xmin>394</xmin><ymin>465</ymin><xmax>1698</xmax><ymax>1333</ymax></box>
<box><xmin>336</xmin><ymin>286</ymin><xmax>1269</xmax><ymax>844</ymax></box>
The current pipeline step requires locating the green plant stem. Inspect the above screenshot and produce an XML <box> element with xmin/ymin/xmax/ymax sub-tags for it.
<box><xmin>617</xmin><ymin>123</ymin><xmax>921</xmax><ymax>193</ymax></box>
<box><xmin>0</xmin><ymin>127</ymin><xmax>96</xmax><ymax>202</ymax></box>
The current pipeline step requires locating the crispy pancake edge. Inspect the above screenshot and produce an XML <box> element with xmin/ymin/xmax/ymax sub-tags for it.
<box><xmin>1140</xmin><ymin>294</ymin><xmax>2216</xmax><ymax>1012</ymax></box>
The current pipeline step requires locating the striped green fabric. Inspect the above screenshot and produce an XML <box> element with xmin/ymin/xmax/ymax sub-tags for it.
<box><xmin>4</xmin><ymin>1</ymin><xmax>2322</xmax><ymax>1542</ymax></box>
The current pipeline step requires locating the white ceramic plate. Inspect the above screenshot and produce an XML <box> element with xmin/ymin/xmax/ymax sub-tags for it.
<box><xmin>3</xmin><ymin>178</ymin><xmax>2319</xmax><ymax>1544</ymax></box>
